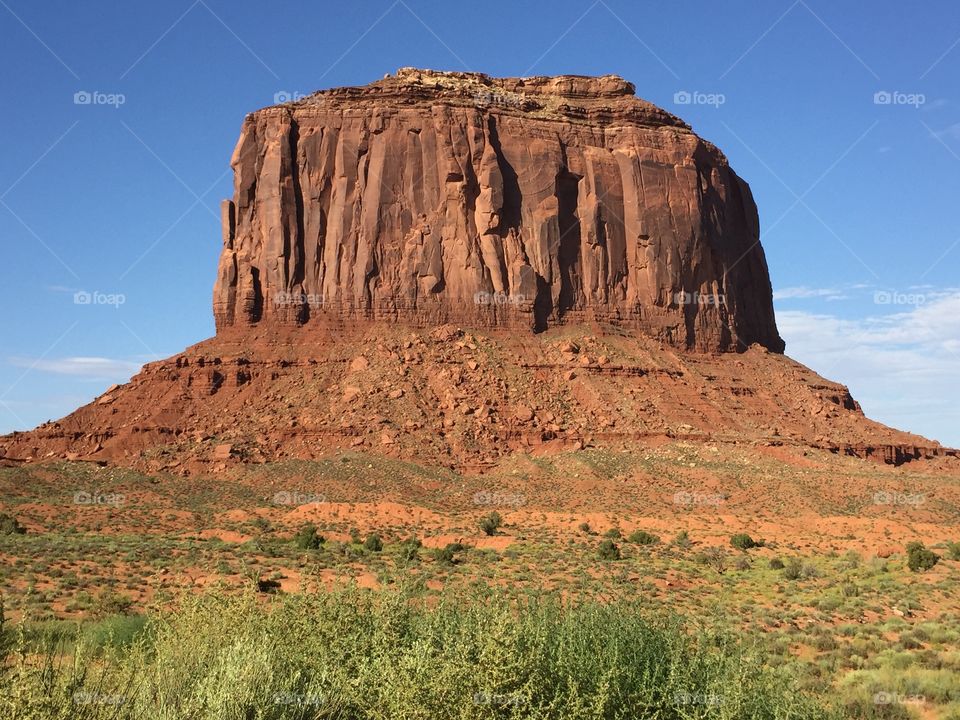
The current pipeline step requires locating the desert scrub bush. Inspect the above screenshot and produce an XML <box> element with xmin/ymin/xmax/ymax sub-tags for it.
<box><xmin>782</xmin><ymin>557</ymin><xmax>808</xmax><ymax>580</ymax></box>
<box><xmin>433</xmin><ymin>542</ymin><xmax>464</xmax><ymax>565</ymax></box>
<box><xmin>578</xmin><ymin>521</ymin><xmax>592</xmax><ymax>534</ymax></box>
<box><xmin>946</xmin><ymin>541</ymin><xmax>960</xmax><ymax>561</ymax></box>
<box><xmin>604</xmin><ymin>526</ymin><xmax>622</xmax><ymax>539</ymax></box>
<box><xmin>0</xmin><ymin>512</ymin><xmax>26</xmax><ymax>535</ymax></box>
<box><xmin>672</xmin><ymin>530</ymin><xmax>692</xmax><ymax>549</ymax></box>
<box><xmin>292</xmin><ymin>523</ymin><xmax>323</xmax><ymax>550</ymax></box>
<box><xmin>363</xmin><ymin>533</ymin><xmax>383</xmax><ymax>552</ymax></box>
<box><xmin>628</xmin><ymin>529</ymin><xmax>659</xmax><ymax>545</ymax></box>
<box><xmin>0</xmin><ymin>586</ymin><xmax>840</xmax><ymax>719</ymax></box>
<box><xmin>597</xmin><ymin>538</ymin><xmax>621</xmax><ymax>560</ymax></box>
<box><xmin>397</xmin><ymin>536</ymin><xmax>421</xmax><ymax>562</ymax></box>
<box><xmin>731</xmin><ymin>533</ymin><xmax>763</xmax><ymax>550</ymax></box>
<box><xmin>478</xmin><ymin>511</ymin><xmax>502</xmax><ymax>536</ymax></box>
<box><xmin>769</xmin><ymin>557</ymin><xmax>785</xmax><ymax>570</ymax></box>
<box><xmin>906</xmin><ymin>542</ymin><xmax>939</xmax><ymax>572</ymax></box>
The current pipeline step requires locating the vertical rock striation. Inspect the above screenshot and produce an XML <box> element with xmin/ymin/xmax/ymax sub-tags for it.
<box><xmin>213</xmin><ymin>69</ymin><xmax>784</xmax><ymax>352</ymax></box>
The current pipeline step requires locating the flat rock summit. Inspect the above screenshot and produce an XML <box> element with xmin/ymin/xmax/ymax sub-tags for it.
<box><xmin>2</xmin><ymin>70</ymin><xmax>955</xmax><ymax>473</ymax></box>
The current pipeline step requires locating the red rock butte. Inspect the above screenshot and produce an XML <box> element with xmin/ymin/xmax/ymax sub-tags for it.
<box><xmin>2</xmin><ymin>69</ymin><xmax>956</xmax><ymax>473</ymax></box>
<box><xmin>214</xmin><ymin>68</ymin><xmax>783</xmax><ymax>353</ymax></box>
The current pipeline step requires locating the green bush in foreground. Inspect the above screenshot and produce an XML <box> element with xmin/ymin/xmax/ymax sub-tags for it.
<box><xmin>0</xmin><ymin>586</ymin><xmax>838</xmax><ymax>719</ymax></box>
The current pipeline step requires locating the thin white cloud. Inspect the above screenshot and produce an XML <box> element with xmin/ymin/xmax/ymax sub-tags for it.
<box><xmin>7</xmin><ymin>356</ymin><xmax>143</xmax><ymax>381</ymax></box>
<box><xmin>777</xmin><ymin>291</ymin><xmax>960</xmax><ymax>447</ymax></box>
<box><xmin>773</xmin><ymin>285</ymin><xmax>849</xmax><ymax>301</ymax></box>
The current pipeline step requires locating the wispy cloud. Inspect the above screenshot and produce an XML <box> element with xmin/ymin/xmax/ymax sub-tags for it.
<box><xmin>7</xmin><ymin>356</ymin><xmax>143</xmax><ymax>381</ymax></box>
<box><xmin>778</xmin><ymin>291</ymin><xmax>960</xmax><ymax>447</ymax></box>
<box><xmin>774</xmin><ymin>285</ymin><xmax>848</xmax><ymax>301</ymax></box>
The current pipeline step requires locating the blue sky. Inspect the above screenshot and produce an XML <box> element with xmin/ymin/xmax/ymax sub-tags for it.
<box><xmin>1</xmin><ymin>0</ymin><xmax>958</xmax><ymax>447</ymax></box>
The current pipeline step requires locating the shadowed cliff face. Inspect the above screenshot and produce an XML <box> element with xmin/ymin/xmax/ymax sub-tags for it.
<box><xmin>213</xmin><ymin>69</ymin><xmax>784</xmax><ymax>353</ymax></box>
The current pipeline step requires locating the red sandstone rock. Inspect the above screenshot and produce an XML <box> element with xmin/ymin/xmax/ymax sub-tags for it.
<box><xmin>213</xmin><ymin>69</ymin><xmax>783</xmax><ymax>353</ymax></box>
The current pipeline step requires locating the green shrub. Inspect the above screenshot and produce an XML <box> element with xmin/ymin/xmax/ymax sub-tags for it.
<box><xmin>672</xmin><ymin>530</ymin><xmax>692</xmax><ymax>549</ymax></box>
<box><xmin>478</xmin><ymin>511</ymin><xmax>502</xmax><ymax>536</ymax></box>
<box><xmin>628</xmin><ymin>529</ymin><xmax>659</xmax><ymax>545</ymax></box>
<box><xmin>578</xmin><ymin>521</ymin><xmax>592</xmax><ymax>534</ymax></box>
<box><xmin>363</xmin><ymin>534</ymin><xmax>383</xmax><ymax>552</ymax></box>
<box><xmin>398</xmin><ymin>536</ymin><xmax>421</xmax><ymax>562</ymax></box>
<box><xmin>0</xmin><ymin>513</ymin><xmax>25</xmax><ymax>535</ymax></box>
<box><xmin>433</xmin><ymin>543</ymin><xmax>464</xmax><ymax>565</ymax></box>
<box><xmin>769</xmin><ymin>557</ymin><xmax>785</xmax><ymax>570</ymax></box>
<box><xmin>944</xmin><ymin>541</ymin><xmax>960</xmax><ymax>561</ymax></box>
<box><xmin>906</xmin><ymin>542</ymin><xmax>939</xmax><ymax>572</ymax></box>
<box><xmin>293</xmin><ymin>523</ymin><xmax>323</xmax><ymax>550</ymax></box>
<box><xmin>783</xmin><ymin>557</ymin><xmax>803</xmax><ymax>580</ymax></box>
<box><xmin>730</xmin><ymin>533</ymin><xmax>763</xmax><ymax>550</ymax></box>
<box><xmin>598</xmin><ymin>539</ymin><xmax>621</xmax><ymax>560</ymax></box>
<box><xmin>0</xmin><ymin>587</ymin><xmax>839</xmax><ymax>719</ymax></box>
<box><xmin>92</xmin><ymin>590</ymin><xmax>134</xmax><ymax>618</ymax></box>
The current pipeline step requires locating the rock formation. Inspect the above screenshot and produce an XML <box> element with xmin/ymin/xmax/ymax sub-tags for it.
<box><xmin>3</xmin><ymin>69</ymin><xmax>954</xmax><ymax>473</ymax></box>
<box><xmin>213</xmin><ymin>69</ymin><xmax>783</xmax><ymax>353</ymax></box>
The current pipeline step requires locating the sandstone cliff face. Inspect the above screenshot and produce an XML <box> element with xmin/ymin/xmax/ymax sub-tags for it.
<box><xmin>213</xmin><ymin>69</ymin><xmax>784</xmax><ymax>353</ymax></box>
